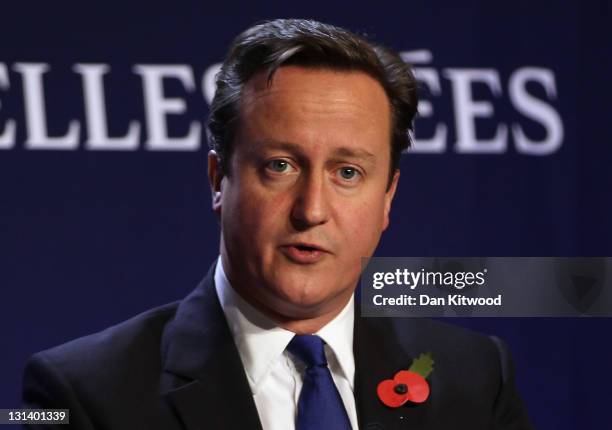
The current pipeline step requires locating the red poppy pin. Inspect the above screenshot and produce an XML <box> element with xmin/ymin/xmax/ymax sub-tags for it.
<box><xmin>377</xmin><ymin>352</ymin><xmax>434</xmax><ymax>407</ymax></box>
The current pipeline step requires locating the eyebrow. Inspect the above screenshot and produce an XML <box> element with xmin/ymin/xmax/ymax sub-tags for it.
<box><xmin>254</xmin><ymin>140</ymin><xmax>376</xmax><ymax>160</ymax></box>
<box><xmin>332</xmin><ymin>146</ymin><xmax>376</xmax><ymax>160</ymax></box>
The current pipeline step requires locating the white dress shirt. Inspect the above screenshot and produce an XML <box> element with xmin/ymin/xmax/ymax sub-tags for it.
<box><xmin>214</xmin><ymin>259</ymin><xmax>359</xmax><ymax>430</ymax></box>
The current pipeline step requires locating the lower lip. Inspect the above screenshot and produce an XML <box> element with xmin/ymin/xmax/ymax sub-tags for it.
<box><xmin>281</xmin><ymin>246</ymin><xmax>327</xmax><ymax>264</ymax></box>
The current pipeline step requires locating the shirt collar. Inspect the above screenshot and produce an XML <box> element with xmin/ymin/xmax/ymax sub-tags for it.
<box><xmin>214</xmin><ymin>258</ymin><xmax>355</xmax><ymax>393</ymax></box>
<box><xmin>316</xmin><ymin>293</ymin><xmax>355</xmax><ymax>388</ymax></box>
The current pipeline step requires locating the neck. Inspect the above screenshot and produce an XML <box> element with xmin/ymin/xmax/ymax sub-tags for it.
<box><xmin>233</xmin><ymin>281</ymin><xmax>353</xmax><ymax>334</ymax></box>
<box><xmin>271</xmin><ymin>298</ymin><xmax>352</xmax><ymax>334</ymax></box>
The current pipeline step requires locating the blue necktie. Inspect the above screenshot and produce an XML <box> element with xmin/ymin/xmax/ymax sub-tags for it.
<box><xmin>287</xmin><ymin>334</ymin><xmax>352</xmax><ymax>430</ymax></box>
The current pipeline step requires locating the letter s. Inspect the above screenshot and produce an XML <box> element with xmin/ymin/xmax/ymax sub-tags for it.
<box><xmin>509</xmin><ymin>67</ymin><xmax>563</xmax><ymax>155</ymax></box>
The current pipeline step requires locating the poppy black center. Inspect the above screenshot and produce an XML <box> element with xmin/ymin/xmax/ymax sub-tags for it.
<box><xmin>394</xmin><ymin>383</ymin><xmax>408</xmax><ymax>394</ymax></box>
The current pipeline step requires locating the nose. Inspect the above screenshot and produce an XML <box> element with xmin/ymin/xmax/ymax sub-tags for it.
<box><xmin>290</xmin><ymin>172</ymin><xmax>330</xmax><ymax>230</ymax></box>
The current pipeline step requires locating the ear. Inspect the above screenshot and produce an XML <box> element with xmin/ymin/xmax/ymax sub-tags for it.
<box><xmin>382</xmin><ymin>170</ymin><xmax>400</xmax><ymax>232</ymax></box>
<box><xmin>208</xmin><ymin>150</ymin><xmax>223</xmax><ymax>214</ymax></box>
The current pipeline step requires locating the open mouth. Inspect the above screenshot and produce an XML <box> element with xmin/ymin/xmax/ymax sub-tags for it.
<box><xmin>294</xmin><ymin>244</ymin><xmax>318</xmax><ymax>252</ymax></box>
<box><xmin>281</xmin><ymin>243</ymin><xmax>328</xmax><ymax>264</ymax></box>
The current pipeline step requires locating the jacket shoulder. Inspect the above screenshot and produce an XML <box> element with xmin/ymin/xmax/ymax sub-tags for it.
<box><xmin>37</xmin><ymin>301</ymin><xmax>178</xmax><ymax>368</ymax></box>
<box><xmin>23</xmin><ymin>302</ymin><xmax>180</xmax><ymax>412</ymax></box>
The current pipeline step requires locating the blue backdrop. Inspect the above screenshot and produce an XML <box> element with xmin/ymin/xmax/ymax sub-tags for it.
<box><xmin>1</xmin><ymin>1</ymin><xmax>611</xmax><ymax>428</ymax></box>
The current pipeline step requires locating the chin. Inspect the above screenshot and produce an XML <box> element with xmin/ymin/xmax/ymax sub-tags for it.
<box><xmin>270</xmin><ymin>276</ymin><xmax>345</xmax><ymax>311</ymax></box>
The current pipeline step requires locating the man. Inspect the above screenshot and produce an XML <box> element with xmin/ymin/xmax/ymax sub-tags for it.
<box><xmin>23</xmin><ymin>19</ymin><xmax>532</xmax><ymax>429</ymax></box>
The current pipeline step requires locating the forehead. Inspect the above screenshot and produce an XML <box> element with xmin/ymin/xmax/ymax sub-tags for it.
<box><xmin>236</xmin><ymin>66</ymin><xmax>392</xmax><ymax>154</ymax></box>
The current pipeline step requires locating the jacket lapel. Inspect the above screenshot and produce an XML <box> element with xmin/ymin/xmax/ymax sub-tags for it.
<box><xmin>160</xmin><ymin>262</ymin><xmax>263</xmax><ymax>430</ymax></box>
<box><xmin>355</xmin><ymin>312</ymin><xmax>446</xmax><ymax>430</ymax></box>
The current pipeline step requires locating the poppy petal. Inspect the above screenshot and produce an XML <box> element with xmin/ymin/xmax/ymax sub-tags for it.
<box><xmin>377</xmin><ymin>379</ymin><xmax>410</xmax><ymax>408</ymax></box>
<box><xmin>394</xmin><ymin>370</ymin><xmax>430</xmax><ymax>403</ymax></box>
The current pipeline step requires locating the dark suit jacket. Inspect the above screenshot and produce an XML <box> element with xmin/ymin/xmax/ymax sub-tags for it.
<box><xmin>23</xmin><ymin>263</ymin><xmax>532</xmax><ymax>429</ymax></box>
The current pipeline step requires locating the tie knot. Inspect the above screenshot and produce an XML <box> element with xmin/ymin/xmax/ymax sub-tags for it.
<box><xmin>287</xmin><ymin>334</ymin><xmax>327</xmax><ymax>368</ymax></box>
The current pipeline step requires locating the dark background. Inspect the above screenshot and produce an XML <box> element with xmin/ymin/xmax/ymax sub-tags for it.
<box><xmin>1</xmin><ymin>1</ymin><xmax>611</xmax><ymax>428</ymax></box>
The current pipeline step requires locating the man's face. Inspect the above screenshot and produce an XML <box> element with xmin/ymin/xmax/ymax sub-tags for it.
<box><xmin>210</xmin><ymin>66</ymin><xmax>399</xmax><ymax>321</ymax></box>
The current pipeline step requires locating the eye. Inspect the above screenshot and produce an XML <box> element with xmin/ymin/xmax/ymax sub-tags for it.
<box><xmin>338</xmin><ymin>166</ymin><xmax>361</xmax><ymax>181</ymax></box>
<box><xmin>265</xmin><ymin>159</ymin><xmax>295</xmax><ymax>174</ymax></box>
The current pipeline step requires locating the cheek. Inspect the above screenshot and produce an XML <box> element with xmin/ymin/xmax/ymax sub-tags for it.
<box><xmin>222</xmin><ymin>180</ymin><xmax>292</xmax><ymax>243</ymax></box>
<box><xmin>339</xmin><ymin>195</ymin><xmax>387</xmax><ymax>254</ymax></box>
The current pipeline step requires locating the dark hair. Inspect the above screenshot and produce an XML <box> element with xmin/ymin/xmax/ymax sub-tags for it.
<box><xmin>207</xmin><ymin>19</ymin><xmax>418</xmax><ymax>186</ymax></box>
